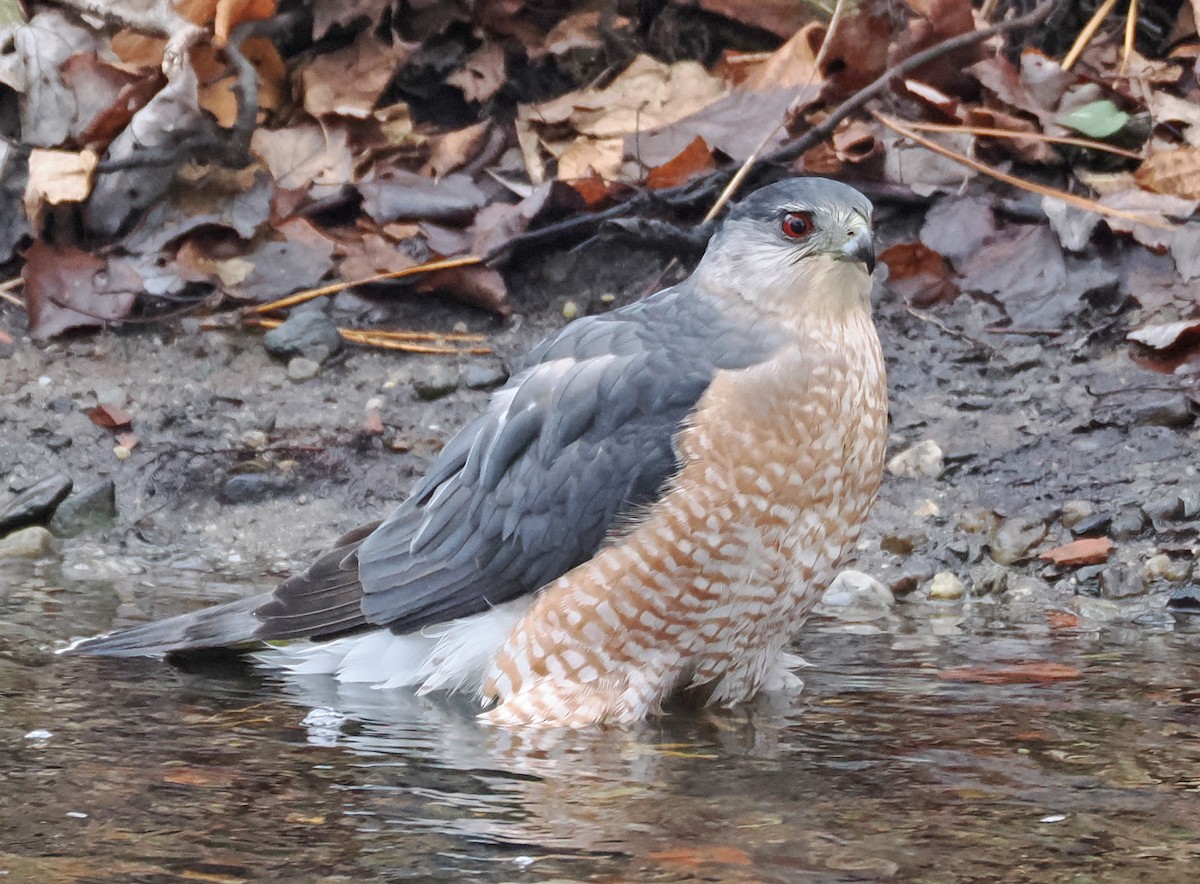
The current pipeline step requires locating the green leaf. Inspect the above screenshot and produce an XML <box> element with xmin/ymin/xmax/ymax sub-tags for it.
<box><xmin>1057</xmin><ymin>100</ymin><xmax>1130</xmax><ymax>139</ymax></box>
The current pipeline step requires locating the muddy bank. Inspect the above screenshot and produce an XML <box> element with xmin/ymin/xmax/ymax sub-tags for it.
<box><xmin>1</xmin><ymin>235</ymin><xmax>1198</xmax><ymax>632</ymax></box>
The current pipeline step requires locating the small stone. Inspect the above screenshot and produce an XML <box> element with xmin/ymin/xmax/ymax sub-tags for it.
<box><xmin>1167</xmin><ymin>584</ymin><xmax>1200</xmax><ymax>614</ymax></box>
<box><xmin>958</xmin><ymin>508</ymin><xmax>998</xmax><ymax>534</ymax></box>
<box><xmin>0</xmin><ymin>475</ymin><xmax>73</xmax><ymax>533</ymax></box>
<box><xmin>880</xmin><ymin>527</ymin><xmax>927</xmax><ymax>556</ymax></box>
<box><xmin>989</xmin><ymin>514</ymin><xmax>1047</xmax><ymax>565</ymax></box>
<box><xmin>913</xmin><ymin>499</ymin><xmax>940</xmax><ymax>519</ymax></box>
<box><xmin>49</xmin><ymin>480</ymin><xmax>117</xmax><ymax>537</ymax></box>
<box><xmin>1110</xmin><ymin>507</ymin><xmax>1149</xmax><ymax>541</ymax></box>
<box><xmin>1129</xmin><ymin>394</ymin><xmax>1195</xmax><ymax>428</ymax></box>
<box><xmin>461</xmin><ymin>362</ymin><xmax>509</xmax><ymax>391</ymax></box>
<box><xmin>0</xmin><ymin>526</ymin><xmax>58</xmax><ymax>559</ymax></box>
<box><xmin>886</xmin><ymin>439</ymin><xmax>944</xmax><ymax>479</ymax></box>
<box><xmin>219</xmin><ymin>474</ymin><xmax>289</xmax><ymax>504</ymax></box>
<box><xmin>1071</xmin><ymin>512</ymin><xmax>1113</xmax><ymax>538</ymax></box>
<box><xmin>972</xmin><ymin>565</ymin><xmax>1010</xmax><ymax>596</ymax></box>
<box><xmin>822</xmin><ymin>569</ymin><xmax>894</xmax><ymax>609</ymax></box>
<box><xmin>263</xmin><ymin>311</ymin><xmax>344</xmax><ymax>364</ymax></box>
<box><xmin>241</xmin><ymin>429</ymin><xmax>269</xmax><ymax>449</ymax></box>
<box><xmin>1144</xmin><ymin>495</ymin><xmax>1185</xmax><ymax>526</ymax></box>
<box><xmin>888</xmin><ymin>561</ymin><xmax>936</xmax><ymax>597</ymax></box>
<box><xmin>92</xmin><ymin>383</ymin><xmax>127</xmax><ymax>407</ymax></box>
<box><xmin>113</xmin><ymin>445</ymin><xmax>132</xmax><ymax>460</ymax></box>
<box><xmin>412</xmin><ymin>364</ymin><xmax>459</xmax><ymax>400</ymax></box>
<box><xmin>1060</xmin><ymin>500</ymin><xmax>1095</xmax><ymax>529</ymax></box>
<box><xmin>1069</xmin><ymin>595</ymin><xmax>1124</xmax><ymax>623</ymax></box>
<box><xmin>562</xmin><ymin>300</ymin><xmax>579</xmax><ymax>320</ymax></box>
<box><xmin>927</xmin><ymin>571</ymin><xmax>966</xmax><ymax>600</ymax></box>
<box><xmin>1099</xmin><ymin>564</ymin><xmax>1145</xmax><ymax>599</ymax></box>
<box><xmin>1039</xmin><ymin>537</ymin><xmax>1114</xmax><ymax>567</ymax></box>
<box><xmin>287</xmin><ymin>356</ymin><xmax>320</xmax><ymax>382</ymax></box>
<box><xmin>1141</xmin><ymin>554</ymin><xmax>1192</xmax><ymax>583</ymax></box>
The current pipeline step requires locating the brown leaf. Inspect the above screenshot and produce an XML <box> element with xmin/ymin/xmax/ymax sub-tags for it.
<box><xmin>417</xmin><ymin>266</ymin><xmax>509</xmax><ymax>315</ymax></box>
<box><xmin>422</xmin><ymin>122</ymin><xmax>492</xmax><ymax>179</ymax></box>
<box><xmin>819</xmin><ymin>8</ymin><xmax>893</xmax><ymax>95</ymax></box>
<box><xmin>336</xmin><ymin>231</ymin><xmax>418</xmax><ymax>281</ymax></box>
<box><xmin>694</xmin><ymin>0</ymin><xmax>816</xmax><ymax>39</ymax></box>
<box><xmin>919</xmin><ymin>195</ymin><xmax>997</xmax><ymax>266</ymax></box>
<box><xmin>470</xmin><ymin>181</ymin><xmax>585</xmax><ymax>257</ymax></box>
<box><xmin>22</xmin><ymin>243</ymin><xmax>140</xmax><ymax>338</ymax></box>
<box><xmin>77</xmin><ymin>70</ymin><xmax>166</xmax><ymax>148</ymax></box>
<box><xmin>879</xmin><ymin>242</ymin><xmax>958</xmax><ymax>306</ymax></box>
<box><xmin>24</xmin><ymin>149</ymin><xmax>98</xmax><ymax>228</ymax></box>
<box><xmin>59</xmin><ymin>52</ymin><xmax>148</xmax><ymax>144</ymax></box>
<box><xmin>1127</xmin><ymin>319</ymin><xmax>1200</xmax><ymax>350</ymax></box>
<box><xmin>1039</xmin><ymin>537</ymin><xmax>1114</xmax><ymax>567</ymax></box>
<box><xmin>357</xmin><ymin>168</ymin><xmax>487</xmax><ymax>225</ymax></box>
<box><xmin>743</xmin><ymin>22</ymin><xmax>824</xmax><ymax>91</ymax></box>
<box><xmin>87</xmin><ymin>404</ymin><xmax>133</xmax><ymax>430</ymax></box>
<box><xmin>297</xmin><ymin>32</ymin><xmax>412</xmax><ymax>119</ymax></box>
<box><xmin>313</xmin><ymin>0</ymin><xmax>393</xmax><ymax>40</ymax></box>
<box><xmin>938</xmin><ymin>662</ymin><xmax>1083</xmax><ymax>684</ymax></box>
<box><xmin>447</xmin><ymin>42</ymin><xmax>506</xmax><ymax>103</ymax></box>
<box><xmin>1135</xmin><ymin>148</ymin><xmax>1200</xmax><ymax>199</ymax></box>
<box><xmin>251</xmin><ymin>122</ymin><xmax>354</xmax><ymax>193</ymax></box>
<box><xmin>646</xmin><ymin>136</ymin><xmax>716</xmax><ymax>190</ymax></box>
<box><xmin>538</xmin><ymin>11</ymin><xmax>618</xmax><ymax>57</ymax></box>
<box><xmin>115</xmin><ymin>431</ymin><xmax>140</xmax><ymax>451</ymax></box>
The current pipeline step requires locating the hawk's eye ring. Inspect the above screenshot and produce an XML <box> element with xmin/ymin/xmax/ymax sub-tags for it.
<box><xmin>781</xmin><ymin>211</ymin><xmax>814</xmax><ymax>240</ymax></box>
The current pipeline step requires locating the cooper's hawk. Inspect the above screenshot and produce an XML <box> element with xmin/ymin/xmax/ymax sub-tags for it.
<box><xmin>67</xmin><ymin>178</ymin><xmax>886</xmax><ymax>728</ymax></box>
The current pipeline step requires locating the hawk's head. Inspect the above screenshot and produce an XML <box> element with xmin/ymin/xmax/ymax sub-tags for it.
<box><xmin>695</xmin><ymin>178</ymin><xmax>876</xmax><ymax>319</ymax></box>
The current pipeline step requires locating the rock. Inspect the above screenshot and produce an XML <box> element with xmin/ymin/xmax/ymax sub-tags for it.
<box><xmin>413</xmin><ymin>364</ymin><xmax>459</xmax><ymax>401</ymax></box>
<box><xmin>1039</xmin><ymin>537</ymin><xmax>1114</xmax><ymax>567</ymax></box>
<box><xmin>1060</xmin><ymin>499</ymin><xmax>1095</xmax><ymax>529</ymax></box>
<box><xmin>92</xmin><ymin>383</ymin><xmax>127</xmax><ymax>407</ymax></box>
<box><xmin>1110</xmin><ymin>507</ymin><xmax>1149</xmax><ymax>540</ymax></box>
<box><xmin>887</xmin><ymin>561</ymin><xmax>935</xmax><ymax>597</ymax></box>
<box><xmin>822</xmin><ymin>569</ymin><xmax>894</xmax><ymax>609</ymax></box>
<box><xmin>886</xmin><ymin>440</ymin><xmax>944</xmax><ymax>479</ymax></box>
<box><xmin>1128</xmin><ymin>394</ymin><xmax>1194</xmax><ymax>428</ymax></box>
<box><xmin>957</xmin><ymin>508</ymin><xmax>998</xmax><ymax>534</ymax></box>
<box><xmin>461</xmin><ymin>362</ymin><xmax>509</xmax><ymax>391</ymax></box>
<box><xmin>972</xmin><ymin>565</ymin><xmax>1010</xmax><ymax>596</ymax></box>
<box><xmin>263</xmin><ymin>311</ymin><xmax>343</xmax><ymax>364</ymax></box>
<box><xmin>0</xmin><ymin>475</ymin><xmax>73</xmax><ymax>534</ymax></box>
<box><xmin>1069</xmin><ymin>595</ymin><xmax>1124</xmax><ymax>623</ymax></box>
<box><xmin>989</xmin><ymin>514</ymin><xmax>1047</xmax><ymax>565</ymax></box>
<box><xmin>286</xmin><ymin>356</ymin><xmax>320</xmax><ymax>382</ymax></box>
<box><xmin>913</xmin><ymin>499</ymin><xmax>940</xmax><ymax>519</ymax></box>
<box><xmin>1071</xmin><ymin>512</ymin><xmax>1113</xmax><ymax>538</ymax></box>
<box><xmin>1099</xmin><ymin>564</ymin><xmax>1145</xmax><ymax>599</ymax></box>
<box><xmin>49</xmin><ymin>480</ymin><xmax>117</xmax><ymax>537</ymax></box>
<box><xmin>1141</xmin><ymin>554</ymin><xmax>1192</xmax><ymax>583</ymax></box>
<box><xmin>1181</xmin><ymin>490</ymin><xmax>1200</xmax><ymax>519</ymax></box>
<box><xmin>218</xmin><ymin>474</ymin><xmax>290</xmax><ymax>504</ymax></box>
<box><xmin>1167</xmin><ymin>584</ymin><xmax>1200</xmax><ymax>614</ymax></box>
<box><xmin>1143</xmin><ymin>495</ymin><xmax>1185</xmax><ymax>526</ymax></box>
<box><xmin>927</xmin><ymin>571</ymin><xmax>966</xmax><ymax>600</ymax></box>
<box><xmin>0</xmin><ymin>526</ymin><xmax>58</xmax><ymax>559</ymax></box>
<box><xmin>880</xmin><ymin>527</ymin><xmax>927</xmax><ymax>555</ymax></box>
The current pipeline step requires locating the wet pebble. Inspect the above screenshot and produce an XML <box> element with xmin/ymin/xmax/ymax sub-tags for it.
<box><xmin>822</xmin><ymin>569</ymin><xmax>894</xmax><ymax>610</ymax></box>
<box><xmin>0</xmin><ymin>475</ymin><xmax>73</xmax><ymax>534</ymax></box>
<box><xmin>1128</xmin><ymin>394</ymin><xmax>1194</xmax><ymax>428</ymax></box>
<box><xmin>413</xmin><ymin>364</ymin><xmax>459</xmax><ymax>401</ymax></box>
<box><xmin>461</xmin><ymin>362</ymin><xmax>509</xmax><ymax>391</ymax></box>
<box><xmin>1060</xmin><ymin>499</ymin><xmax>1095</xmax><ymax>529</ymax></box>
<box><xmin>1167</xmin><ymin>584</ymin><xmax>1200</xmax><ymax>614</ymax></box>
<box><xmin>263</xmin><ymin>311</ymin><xmax>344</xmax><ymax>363</ymax></box>
<box><xmin>219</xmin><ymin>474</ymin><xmax>291</xmax><ymax>504</ymax></box>
<box><xmin>1099</xmin><ymin>564</ymin><xmax>1146</xmax><ymax>599</ymax></box>
<box><xmin>886</xmin><ymin>439</ymin><xmax>944</xmax><ymax>479</ymax></box>
<box><xmin>972</xmin><ymin>565</ymin><xmax>1010</xmax><ymax>596</ymax></box>
<box><xmin>1070</xmin><ymin>595</ymin><xmax>1124</xmax><ymax>623</ymax></box>
<box><xmin>1143</xmin><ymin>495</ymin><xmax>1185</xmax><ymax>526</ymax></box>
<box><xmin>887</xmin><ymin>561</ymin><xmax>936</xmax><ymax>597</ymax></box>
<box><xmin>1141</xmin><ymin>554</ymin><xmax>1192</xmax><ymax>583</ymax></box>
<box><xmin>49</xmin><ymin>480</ymin><xmax>117</xmax><ymax>537</ymax></box>
<box><xmin>880</xmin><ymin>527</ymin><xmax>927</xmax><ymax>556</ymax></box>
<box><xmin>286</xmin><ymin>356</ymin><xmax>321</xmax><ymax>382</ymax></box>
<box><xmin>989</xmin><ymin>513</ymin><xmax>1047</xmax><ymax>565</ymax></box>
<box><xmin>0</xmin><ymin>526</ymin><xmax>58</xmax><ymax>560</ymax></box>
<box><xmin>927</xmin><ymin>571</ymin><xmax>966</xmax><ymax>600</ymax></box>
<box><xmin>1070</xmin><ymin>511</ymin><xmax>1113</xmax><ymax>538</ymax></box>
<box><xmin>1110</xmin><ymin>507</ymin><xmax>1150</xmax><ymax>540</ymax></box>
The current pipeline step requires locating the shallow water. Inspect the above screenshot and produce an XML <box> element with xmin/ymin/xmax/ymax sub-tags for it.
<box><xmin>4</xmin><ymin>553</ymin><xmax>1200</xmax><ymax>882</ymax></box>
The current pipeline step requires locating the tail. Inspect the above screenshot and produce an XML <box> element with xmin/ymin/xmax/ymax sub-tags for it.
<box><xmin>60</xmin><ymin>592</ymin><xmax>274</xmax><ymax>658</ymax></box>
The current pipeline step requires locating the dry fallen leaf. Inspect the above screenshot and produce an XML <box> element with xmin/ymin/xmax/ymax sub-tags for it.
<box><xmin>1039</xmin><ymin>537</ymin><xmax>1114</xmax><ymax>567</ymax></box>
<box><xmin>22</xmin><ymin>243</ymin><xmax>141</xmax><ymax>338</ymax></box>
<box><xmin>447</xmin><ymin>41</ymin><xmax>506</xmax><ymax>103</ymax></box>
<box><xmin>1135</xmin><ymin>148</ymin><xmax>1200</xmax><ymax>199</ymax></box>
<box><xmin>24</xmin><ymin>149</ymin><xmax>98</xmax><ymax>227</ymax></box>
<box><xmin>646</xmin><ymin>136</ymin><xmax>716</xmax><ymax>190</ymax></box>
<box><xmin>297</xmin><ymin>32</ymin><xmax>413</xmax><ymax>119</ymax></box>
<box><xmin>879</xmin><ymin>242</ymin><xmax>959</xmax><ymax>306</ymax></box>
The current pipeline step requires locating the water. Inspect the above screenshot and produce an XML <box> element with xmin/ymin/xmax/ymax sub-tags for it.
<box><xmin>4</xmin><ymin>553</ymin><xmax>1200</xmax><ymax>882</ymax></box>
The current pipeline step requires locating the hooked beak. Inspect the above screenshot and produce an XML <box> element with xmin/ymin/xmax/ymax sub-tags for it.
<box><xmin>842</xmin><ymin>227</ymin><xmax>875</xmax><ymax>275</ymax></box>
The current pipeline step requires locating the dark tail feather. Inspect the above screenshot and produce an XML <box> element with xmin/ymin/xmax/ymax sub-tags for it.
<box><xmin>61</xmin><ymin>592</ymin><xmax>273</xmax><ymax>658</ymax></box>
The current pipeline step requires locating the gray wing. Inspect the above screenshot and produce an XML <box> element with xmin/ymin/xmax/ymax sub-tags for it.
<box><xmin>352</xmin><ymin>284</ymin><xmax>783</xmax><ymax>631</ymax></box>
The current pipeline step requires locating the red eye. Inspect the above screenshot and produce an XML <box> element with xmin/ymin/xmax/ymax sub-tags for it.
<box><xmin>781</xmin><ymin>211</ymin><xmax>813</xmax><ymax>239</ymax></box>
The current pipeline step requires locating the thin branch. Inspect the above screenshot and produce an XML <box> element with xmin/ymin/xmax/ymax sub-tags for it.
<box><xmin>1062</xmin><ymin>0</ymin><xmax>1119</xmax><ymax>70</ymax></box>
<box><xmin>874</xmin><ymin>111</ymin><xmax>1172</xmax><ymax>229</ymax></box>
<box><xmin>900</xmin><ymin>120</ymin><xmax>1143</xmax><ymax>160</ymax></box>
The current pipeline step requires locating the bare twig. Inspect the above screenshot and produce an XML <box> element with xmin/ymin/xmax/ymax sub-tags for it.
<box><xmin>874</xmin><ymin>111</ymin><xmax>1172</xmax><ymax>229</ymax></box>
<box><xmin>899</xmin><ymin>120</ymin><xmax>1143</xmax><ymax>160</ymax></box>
<box><xmin>1062</xmin><ymin>0</ymin><xmax>1119</xmax><ymax>71</ymax></box>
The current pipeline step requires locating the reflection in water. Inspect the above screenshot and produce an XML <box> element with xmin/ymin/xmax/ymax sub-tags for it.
<box><xmin>3</xmin><ymin>555</ymin><xmax>1200</xmax><ymax>881</ymax></box>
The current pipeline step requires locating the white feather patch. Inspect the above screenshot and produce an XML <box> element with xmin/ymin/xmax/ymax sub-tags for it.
<box><xmin>258</xmin><ymin>598</ymin><xmax>531</xmax><ymax>697</ymax></box>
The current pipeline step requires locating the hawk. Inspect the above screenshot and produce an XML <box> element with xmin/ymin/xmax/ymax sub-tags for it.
<box><xmin>67</xmin><ymin>178</ymin><xmax>887</xmax><ymax>728</ymax></box>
